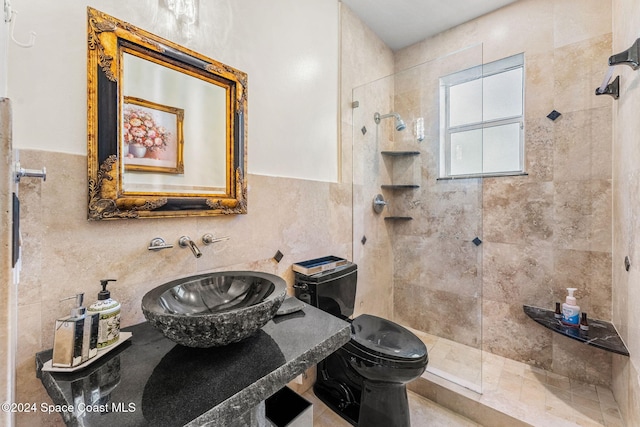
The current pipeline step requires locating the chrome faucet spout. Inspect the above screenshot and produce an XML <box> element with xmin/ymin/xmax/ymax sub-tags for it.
<box><xmin>179</xmin><ymin>236</ymin><xmax>202</xmax><ymax>258</ymax></box>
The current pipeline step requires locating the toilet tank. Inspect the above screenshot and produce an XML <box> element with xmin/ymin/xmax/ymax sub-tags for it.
<box><xmin>294</xmin><ymin>262</ymin><xmax>357</xmax><ymax>320</ymax></box>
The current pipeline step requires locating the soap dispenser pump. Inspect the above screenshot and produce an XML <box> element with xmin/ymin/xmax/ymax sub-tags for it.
<box><xmin>561</xmin><ymin>287</ymin><xmax>580</xmax><ymax>326</ymax></box>
<box><xmin>87</xmin><ymin>279</ymin><xmax>121</xmax><ymax>349</ymax></box>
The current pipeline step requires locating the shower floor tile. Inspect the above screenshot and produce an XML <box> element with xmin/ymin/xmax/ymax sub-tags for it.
<box><xmin>404</xmin><ymin>327</ymin><xmax>626</xmax><ymax>427</ymax></box>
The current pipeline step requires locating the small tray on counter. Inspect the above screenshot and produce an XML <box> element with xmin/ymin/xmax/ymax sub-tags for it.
<box><xmin>41</xmin><ymin>332</ymin><xmax>132</xmax><ymax>373</ymax></box>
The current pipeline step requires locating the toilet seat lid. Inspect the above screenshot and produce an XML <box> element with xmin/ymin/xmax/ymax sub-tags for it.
<box><xmin>350</xmin><ymin>314</ymin><xmax>427</xmax><ymax>361</ymax></box>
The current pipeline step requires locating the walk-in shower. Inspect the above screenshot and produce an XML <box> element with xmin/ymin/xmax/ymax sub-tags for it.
<box><xmin>352</xmin><ymin>44</ymin><xmax>484</xmax><ymax>393</ymax></box>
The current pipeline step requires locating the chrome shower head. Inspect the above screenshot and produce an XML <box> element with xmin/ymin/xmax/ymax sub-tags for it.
<box><xmin>374</xmin><ymin>112</ymin><xmax>406</xmax><ymax>131</ymax></box>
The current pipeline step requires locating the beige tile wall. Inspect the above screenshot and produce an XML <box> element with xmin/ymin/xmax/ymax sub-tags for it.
<box><xmin>612</xmin><ymin>0</ymin><xmax>640</xmax><ymax>424</ymax></box>
<box><xmin>390</xmin><ymin>0</ymin><xmax>615</xmax><ymax>387</ymax></box>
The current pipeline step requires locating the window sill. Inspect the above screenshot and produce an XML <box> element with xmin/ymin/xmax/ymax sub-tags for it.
<box><xmin>437</xmin><ymin>172</ymin><xmax>528</xmax><ymax>181</ymax></box>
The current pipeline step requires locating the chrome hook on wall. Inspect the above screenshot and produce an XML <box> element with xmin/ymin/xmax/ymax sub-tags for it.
<box><xmin>14</xmin><ymin>161</ymin><xmax>46</xmax><ymax>183</ymax></box>
<box><xmin>4</xmin><ymin>0</ymin><xmax>36</xmax><ymax>49</ymax></box>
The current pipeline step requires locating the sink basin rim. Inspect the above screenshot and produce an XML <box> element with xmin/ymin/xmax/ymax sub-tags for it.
<box><xmin>142</xmin><ymin>270</ymin><xmax>286</xmax><ymax>318</ymax></box>
<box><xmin>141</xmin><ymin>271</ymin><xmax>287</xmax><ymax>348</ymax></box>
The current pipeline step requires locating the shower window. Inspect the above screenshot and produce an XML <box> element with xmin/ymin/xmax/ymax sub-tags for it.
<box><xmin>440</xmin><ymin>53</ymin><xmax>524</xmax><ymax>178</ymax></box>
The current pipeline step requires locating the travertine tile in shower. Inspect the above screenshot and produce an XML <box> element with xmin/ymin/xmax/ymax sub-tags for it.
<box><xmin>553</xmin><ymin>249</ymin><xmax>612</xmax><ymax>320</ymax></box>
<box><xmin>524</xmin><ymin>115</ymin><xmax>554</xmax><ymax>182</ymax></box>
<box><xmin>482</xmin><ymin>241</ymin><xmax>555</xmax><ymax>307</ymax></box>
<box><xmin>482</xmin><ymin>178</ymin><xmax>554</xmax><ymax>245</ymax></box>
<box><xmin>552</xmin><ymin>33</ymin><xmax>612</xmax><ymax>114</ymax></box>
<box><xmin>553</xmin><ymin>0</ymin><xmax>611</xmax><ymax>49</ymax></box>
<box><xmin>553</xmin><ymin>180</ymin><xmax>612</xmax><ymax>253</ymax></box>
<box><xmin>482</xmin><ymin>300</ymin><xmax>553</xmax><ymax>369</ymax></box>
<box><xmin>410</xmin><ymin>334</ymin><xmax>624</xmax><ymax>426</ymax></box>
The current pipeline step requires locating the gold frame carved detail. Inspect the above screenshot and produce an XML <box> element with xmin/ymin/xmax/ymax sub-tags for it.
<box><xmin>87</xmin><ymin>7</ymin><xmax>248</xmax><ymax>220</ymax></box>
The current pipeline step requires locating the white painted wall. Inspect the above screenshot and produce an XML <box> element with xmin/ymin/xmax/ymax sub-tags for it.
<box><xmin>7</xmin><ymin>0</ymin><xmax>339</xmax><ymax>182</ymax></box>
<box><xmin>0</xmin><ymin>2</ymin><xmax>8</xmax><ymax>98</ymax></box>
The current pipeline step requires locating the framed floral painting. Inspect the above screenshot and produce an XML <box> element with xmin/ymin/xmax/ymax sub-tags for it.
<box><xmin>122</xmin><ymin>97</ymin><xmax>184</xmax><ymax>174</ymax></box>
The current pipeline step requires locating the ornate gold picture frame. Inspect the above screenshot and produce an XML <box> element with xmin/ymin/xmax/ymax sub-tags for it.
<box><xmin>87</xmin><ymin>7</ymin><xmax>248</xmax><ymax>220</ymax></box>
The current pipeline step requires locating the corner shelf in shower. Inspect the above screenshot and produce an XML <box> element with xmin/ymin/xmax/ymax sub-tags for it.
<box><xmin>523</xmin><ymin>305</ymin><xmax>629</xmax><ymax>356</ymax></box>
<box><xmin>380</xmin><ymin>184</ymin><xmax>420</xmax><ymax>189</ymax></box>
<box><xmin>384</xmin><ymin>216</ymin><xmax>413</xmax><ymax>221</ymax></box>
<box><xmin>381</xmin><ymin>150</ymin><xmax>421</xmax><ymax>157</ymax></box>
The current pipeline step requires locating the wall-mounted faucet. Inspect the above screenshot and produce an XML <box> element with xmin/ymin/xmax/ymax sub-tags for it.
<box><xmin>179</xmin><ymin>236</ymin><xmax>202</xmax><ymax>258</ymax></box>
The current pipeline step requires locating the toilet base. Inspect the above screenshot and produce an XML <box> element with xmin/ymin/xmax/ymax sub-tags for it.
<box><xmin>314</xmin><ymin>349</ymin><xmax>415</xmax><ymax>427</ymax></box>
<box><xmin>358</xmin><ymin>380</ymin><xmax>410</xmax><ymax>427</ymax></box>
<box><xmin>314</xmin><ymin>355</ymin><xmax>361</xmax><ymax>425</ymax></box>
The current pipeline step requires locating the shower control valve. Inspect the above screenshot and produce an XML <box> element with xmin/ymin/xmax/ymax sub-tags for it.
<box><xmin>372</xmin><ymin>194</ymin><xmax>387</xmax><ymax>214</ymax></box>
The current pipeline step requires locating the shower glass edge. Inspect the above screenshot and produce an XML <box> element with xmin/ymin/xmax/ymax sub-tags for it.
<box><xmin>351</xmin><ymin>43</ymin><xmax>484</xmax><ymax>394</ymax></box>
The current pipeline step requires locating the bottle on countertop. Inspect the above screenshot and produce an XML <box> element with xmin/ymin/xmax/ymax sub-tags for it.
<box><xmin>87</xmin><ymin>279</ymin><xmax>121</xmax><ymax>349</ymax></box>
<box><xmin>561</xmin><ymin>287</ymin><xmax>580</xmax><ymax>327</ymax></box>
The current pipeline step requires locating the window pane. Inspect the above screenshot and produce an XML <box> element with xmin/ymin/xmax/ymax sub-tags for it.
<box><xmin>483</xmin><ymin>68</ymin><xmax>523</xmax><ymax>121</ymax></box>
<box><xmin>482</xmin><ymin>123</ymin><xmax>521</xmax><ymax>173</ymax></box>
<box><xmin>450</xmin><ymin>129</ymin><xmax>482</xmax><ymax>175</ymax></box>
<box><xmin>449</xmin><ymin>79</ymin><xmax>482</xmax><ymax>127</ymax></box>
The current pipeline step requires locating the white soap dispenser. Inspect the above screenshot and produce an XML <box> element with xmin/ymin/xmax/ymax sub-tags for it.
<box><xmin>87</xmin><ymin>279</ymin><xmax>121</xmax><ymax>349</ymax></box>
<box><xmin>561</xmin><ymin>288</ymin><xmax>580</xmax><ymax>326</ymax></box>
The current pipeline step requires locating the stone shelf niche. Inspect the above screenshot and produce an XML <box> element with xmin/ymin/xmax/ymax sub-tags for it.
<box><xmin>380</xmin><ymin>151</ymin><xmax>420</xmax><ymax>221</ymax></box>
<box><xmin>523</xmin><ymin>305</ymin><xmax>629</xmax><ymax>356</ymax></box>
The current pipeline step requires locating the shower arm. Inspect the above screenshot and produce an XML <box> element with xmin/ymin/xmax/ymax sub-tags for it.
<box><xmin>374</xmin><ymin>112</ymin><xmax>400</xmax><ymax>124</ymax></box>
<box><xmin>374</xmin><ymin>112</ymin><xmax>406</xmax><ymax>131</ymax></box>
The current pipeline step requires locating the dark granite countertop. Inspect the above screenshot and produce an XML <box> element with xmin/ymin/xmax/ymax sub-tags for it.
<box><xmin>523</xmin><ymin>305</ymin><xmax>629</xmax><ymax>356</ymax></box>
<box><xmin>36</xmin><ymin>305</ymin><xmax>350</xmax><ymax>427</ymax></box>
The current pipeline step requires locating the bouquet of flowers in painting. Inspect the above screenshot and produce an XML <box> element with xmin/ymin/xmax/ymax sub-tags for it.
<box><xmin>123</xmin><ymin>107</ymin><xmax>170</xmax><ymax>155</ymax></box>
<box><xmin>122</xmin><ymin>97</ymin><xmax>184</xmax><ymax>174</ymax></box>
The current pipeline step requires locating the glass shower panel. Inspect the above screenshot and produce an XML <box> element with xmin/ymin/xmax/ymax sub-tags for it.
<box><xmin>351</xmin><ymin>74</ymin><xmax>396</xmax><ymax>319</ymax></box>
<box><xmin>352</xmin><ymin>44</ymin><xmax>484</xmax><ymax>393</ymax></box>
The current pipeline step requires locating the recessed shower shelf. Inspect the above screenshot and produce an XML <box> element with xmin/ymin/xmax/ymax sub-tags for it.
<box><xmin>523</xmin><ymin>305</ymin><xmax>629</xmax><ymax>356</ymax></box>
<box><xmin>384</xmin><ymin>216</ymin><xmax>413</xmax><ymax>221</ymax></box>
<box><xmin>381</xmin><ymin>184</ymin><xmax>420</xmax><ymax>189</ymax></box>
<box><xmin>381</xmin><ymin>151</ymin><xmax>420</xmax><ymax>157</ymax></box>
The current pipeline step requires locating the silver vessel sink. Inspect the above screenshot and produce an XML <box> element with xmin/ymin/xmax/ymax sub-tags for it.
<box><xmin>142</xmin><ymin>271</ymin><xmax>287</xmax><ymax>347</ymax></box>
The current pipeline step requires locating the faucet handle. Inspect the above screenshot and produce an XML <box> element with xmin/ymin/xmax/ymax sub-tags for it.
<box><xmin>148</xmin><ymin>237</ymin><xmax>174</xmax><ymax>251</ymax></box>
<box><xmin>202</xmin><ymin>234</ymin><xmax>230</xmax><ymax>245</ymax></box>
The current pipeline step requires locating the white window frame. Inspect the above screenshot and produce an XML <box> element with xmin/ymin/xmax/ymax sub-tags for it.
<box><xmin>439</xmin><ymin>53</ymin><xmax>525</xmax><ymax>178</ymax></box>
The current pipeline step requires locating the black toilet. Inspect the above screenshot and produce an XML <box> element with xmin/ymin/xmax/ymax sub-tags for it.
<box><xmin>294</xmin><ymin>261</ymin><xmax>428</xmax><ymax>427</ymax></box>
